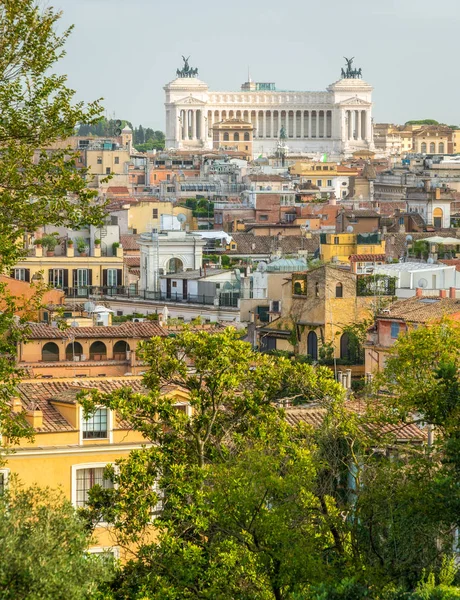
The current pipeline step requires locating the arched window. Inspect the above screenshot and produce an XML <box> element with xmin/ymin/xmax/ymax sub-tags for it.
<box><xmin>421</xmin><ymin>142</ymin><xmax>427</xmax><ymax>153</ymax></box>
<box><xmin>244</xmin><ymin>132</ymin><xmax>250</xmax><ymax>141</ymax></box>
<box><xmin>89</xmin><ymin>341</ymin><xmax>107</xmax><ymax>361</ymax></box>
<box><xmin>233</xmin><ymin>132</ymin><xmax>240</xmax><ymax>141</ymax></box>
<box><xmin>439</xmin><ymin>142</ymin><xmax>445</xmax><ymax>154</ymax></box>
<box><xmin>293</xmin><ymin>281</ymin><xmax>302</xmax><ymax>294</ymax></box>
<box><xmin>113</xmin><ymin>340</ymin><xmax>130</xmax><ymax>360</ymax></box>
<box><xmin>335</xmin><ymin>282</ymin><xmax>343</xmax><ymax>298</ymax></box>
<box><xmin>65</xmin><ymin>341</ymin><xmax>83</xmax><ymax>361</ymax></box>
<box><xmin>433</xmin><ymin>207</ymin><xmax>443</xmax><ymax>228</ymax></box>
<box><xmin>42</xmin><ymin>342</ymin><xmax>59</xmax><ymax>362</ymax></box>
<box><xmin>340</xmin><ymin>333</ymin><xmax>351</xmax><ymax>361</ymax></box>
<box><xmin>307</xmin><ymin>331</ymin><xmax>318</xmax><ymax>360</ymax></box>
<box><xmin>167</xmin><ymin>257</ymin><xmax>183</xmax><ymax>274</ymax></box>
<box><xmin>223</xmin><ymin>132</ymin><xmax>229</xmax><ymax>141</ymax></box>
<box><xmin>429</xmin><ymin>142</ymin><xmax>436</xmax><ymax>153</ymax></box>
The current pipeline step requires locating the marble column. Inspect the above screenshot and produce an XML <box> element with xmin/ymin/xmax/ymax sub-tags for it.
<box><xmin>308</xmin><ymin>111</ymin><xmax>312</xmax><ymax>138</ymax></box>
<box><xmin>293</xmin><ymin>111</ymin><xmax>297</xmax><ymax>138</ymax></box>
<box><xmin>263</xmin><ymin>111</ymin><xmax>267</xmax><ymax>137</ymax></box>
<box><xmin>255</xmin><ymin>112</ymin><xmax>259</xmax><ymax>138</ymax></box>
<box><xmin>315</xmin><ymin>111</ymin><xmax>319</xmax><ymax>138</ymax></box>
<box><xmin>323</xmin><ymin>112</ymin><xmax>328</xmax><ymax>138</ymax></box>
<box><xmin>301</xmin><ymin>111</ymin><xmax>305</xmax><ymax>138</ymax></box>
<box><xmin>357</xmin><ymin>110</ymin><xmax>362</xmax><ymax>140</ymax></box>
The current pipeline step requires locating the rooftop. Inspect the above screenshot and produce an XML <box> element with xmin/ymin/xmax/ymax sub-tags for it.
<box><xmin>379</xmin><ymin>296</ymin><xmax>460</xmax><ymax>323</ymax></box>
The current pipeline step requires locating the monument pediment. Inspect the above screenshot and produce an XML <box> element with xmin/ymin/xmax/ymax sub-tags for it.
<box><xmin>175</xmin><ymin>95</ymin><xmax>206</xmax><ymax>106</ymax></box>
<box><xmin>339</xmin><ymin>96</ymin><xmax>371</xmax><ymax>107</ymax></box>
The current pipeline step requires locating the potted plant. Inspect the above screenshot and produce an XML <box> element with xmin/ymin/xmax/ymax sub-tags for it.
<box><xmin>75</xmin><ymin>237</ymin><xmax>88</xmax><ymax>257</ymax></box>
<box><xmin>112</xmin><ymin>241</ymin><xmax>120</xmax><ymax>255</ymax></box>
<box><xmin>39</xmin><ymin>233</ymin><xmax>60</xmax><ymax>256</ymax></box>
<box><xmin>67</xmin><ymin>238</ymin><xmax>73</xmax><ymax>247</ymax></box>
<box><xmin>94</xmin><ymin>238</ymin><xmax>101</xmax><ymax>247</ymax></box>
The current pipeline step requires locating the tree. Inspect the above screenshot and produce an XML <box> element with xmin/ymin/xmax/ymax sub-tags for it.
<box><xmin>0</xmin><ymin>484</ymin><xmax>114</xmax><ymax>599</ymax></box>
<box><xmin>0</xmin><ymin>0</ymin><xmax>105</xmax><ymax>442</ymax></box>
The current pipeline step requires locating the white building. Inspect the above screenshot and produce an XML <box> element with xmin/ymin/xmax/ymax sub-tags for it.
<box><xmin>164</xmin><ymin>59</ymin><xmax>374</xmax><ymax>157</ymax></box>
<box><xmin>138</xmin><ymin>230</ymin><xmax>206</xmax><ymax>293</ymax></box>
<box><xmin>373</xmin><ymin>262</ymin><xmax>460</xmax><ymax>298</ymax></box>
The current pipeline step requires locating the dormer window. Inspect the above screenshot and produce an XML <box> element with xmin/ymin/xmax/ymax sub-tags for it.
<box><xmin>82</xmin><ymin>408</ymin><xmax>108</xmax><ymax>439</ymax></box>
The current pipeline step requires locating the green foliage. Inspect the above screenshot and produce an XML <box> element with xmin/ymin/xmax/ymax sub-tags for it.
<box><xmin>405</xmin><ymin>120</ymin><xmax>440</xmax><ymax>126</ymax></box>
<box><xmin>0</xmin><ymin>483</ymin><xmax>115</xmax><ymax>599</ymax></box>
<box><xmin>75</xmin><ymin>236</ymin><xmax>88</xmax><ymax>253</ymax></box>
<box><xmin>182</xmin><ymin>197</ymin><xmax>214</xmax><ymax>217</ymax></box>
<box><xmin>39</xmin><ymin>232</ymin><xmax>60</xmax><ymax>251</ymax></box>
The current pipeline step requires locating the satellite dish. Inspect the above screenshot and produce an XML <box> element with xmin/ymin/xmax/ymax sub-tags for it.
<box><xmin>71</xmin><ymin>321</ymin><xmax>79</xmax><ymax>328</ymax></box>
<box><xmin>406</xmin><ymin>235</ymin><xmax>413</xmax><ymax>242</ymax></box>
<box><xmin>427</xmin><ymin>258</ymin><xmax>434</xmax><ymax>264</ymax></box>
<box><xmin>176</xmin><ymin>213</ymin><xmax>187</xmax><ymax>223</ymax></box>
<box><xmin>418</xmin><ymin>278</ymin><xmax>428</xmax><ymax>288</ymax></box>
<box><xmin>346</xmin><ymin>225</ymin><xmax>354</xmax><ymax>233</ymax></box>
<box><xmin>84</xmin><ymin>301</ymin><xmax>96</xmax><ymax>313</ymax></box>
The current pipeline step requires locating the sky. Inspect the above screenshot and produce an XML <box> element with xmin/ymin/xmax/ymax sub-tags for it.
<box><xmin>55</xmin><ymin>0</ymin><xmax>460</xmax><ymax>130</ymax></box>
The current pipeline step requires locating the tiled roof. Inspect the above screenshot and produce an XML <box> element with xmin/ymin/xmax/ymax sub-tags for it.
<box><xmin>284</xmin><ymin>403</ymin><xmax>426</xmax><ymax>442</ymax></box>
<box><xmin>120</xmin><ymin>234</ymin><xmax>141</xmax><ymax>250</ymax></box>
<box><xmin>342</xmin><ymin>209</ymin><xmax>380</xmax><ymax>218</ymax></box>
<box><xmin>438</xmin><ymin>259</ymin><xmax>460</xmax><ymax>272</ymax></box>
<box><xmin>26</xmin><ymin>321</ymin><xmax>168</xmax><ymax>340</ymax></box>
<box><xmin>124</xmin><ymin>256</ymin><xmax>140</xmax><ymax>267</ymax></box>
<box><xmin>17</xmin><ymin>377</ymin><xmax>149</xmax><ymax>433</ymax></box>
<box><xmin>379</xmin><ymin>296</ymin><xmax>460</xmax><ymax>323</ymax></box>
<box><xmin>349</xmin><ymin>254</ymin><xmax>386</xmax><ymax>262</ymax></box>
<box><xmin>106</xmin><ymin>186</ymin><xmax>130</xmax><ymax>195</ymax></box>
<box><xmin>229</xmin><ymin>233</ymin><xmax>319</xmax><ymax>255</ymax></box>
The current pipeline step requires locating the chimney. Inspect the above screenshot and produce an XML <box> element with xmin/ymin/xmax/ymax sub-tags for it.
<box><xmin>450</xmin><ymin>287</ymin><xmax>456</xmax><ymax>299</ymax></box>
<box><xmin>158</xmin><ymin>312</ymin><xmax>163</xmax><ymax>326</ymax></box>
<box><xmin>416</xmin><ymin>287</ymin><xmax>423</xmax><ymax>297</ymax></box>
<box><xmin>11</xmin><ymin>396</ymin><xmax>22</xmax><ymax>413</ymax></box>
<box><xmin>25</xmin><ymin>405</ymin><xmax>43</xmax><ymax>429</ymax></box>
<box><xmin>440</xmin><ymin>289</ymin><xmax>447</xmax><ymax>298</ymax></box>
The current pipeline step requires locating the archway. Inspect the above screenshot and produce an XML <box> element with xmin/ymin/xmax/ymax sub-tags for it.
<box><xmin>113</xmin><ymin>340</ymin><xmax>130</xmax><ymax>360</ymax></box>
<box><xmin>307</xmin><ymin>331</ymin><xmax>318</xmax><ymax>360</ymax></box>
<box><xmin>433</xmin><ymin>207</ymin><xmax>443</xmax><ymax>228</ymax></box>
<box><xmin>340</xmin><ymin>333</ymin><xmax>351</xmax><ymax>361</ymax></box>
<box><xmin>42</xmin><ymin>342</ymin><xmax>59</xmax><ymax>362</ymax></box>
<box><xmin>166</xmin><ymin>257</ymin><xmax>183</xmax><ymax>274</ymax></box>
<box><xmin>89</xmin><ymin>341</ymin><xmax>107</xmax><ymax>361</ymax></box>
<box><xmin>65</xmin><ymin>341</ymin><xmax>83</xmax><ymax>361</ymax></box>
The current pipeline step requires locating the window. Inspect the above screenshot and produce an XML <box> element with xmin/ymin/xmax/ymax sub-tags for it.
<box><xmin>106</xmin><ymin>167</ymin><xmax>111</xmax><ymax>175</ymax></box>
<box><xmin>97</xmin><ymin>157</ymin><xmax>102</xmax><ymax>164</ymax></box>
<box><xmin>82</xmin><ymin>408</ymin><xmax>108</xmax><ymax>439</ymax></box>
<box><xmin>166</xmin><ymin>174</ymin><xmax>170</xmax><ymax>181</ymax></box>
<box><xmin>259</xmin><ymin>215</ymin><xmax>268</xmax><ymax>221</ymax></box>
<box><xmin>106</xmin><ymin>268</ymin><xmax>118</xmax><ymax>287</ymax></box>
<box><xmin>307</xmin><ymin>331</ymin><xmax>318</xmax><ymax>360</ymax></box>
<box><xmin>223</xmin><ymin>132</ymin><xmax>229</xmax><ymax>141</ymax></box>
<box><xmin>334</xmin><ymin>236</ymin><xmax>339</xmax><ymax>245</ymax></box>
<box><xmin>244</xmin><ymin>132</ymin><xmax>250</xmax><ymax>141</ymax></box>
<box><xmin>430</xmin><ymin>142</ymin><xmax>435</xmax><ymax>153</ymax></box>
<box><xmin>0</xmin><ymin>469</ymin><xmax>9</xmax><ymax>494</ymax></box>
<box><xmin>421</xmin><ymin>142</ymin><xmax>427</xmax><ymax>153</ymax></box>
<box><xmin>114</xmin><ymin>157</ymin><xmax>119</xmax><ymax>165</ymax></box>
<box><xmin>317</xmin><ymin>180</ymin><xmax>322</xmax><ymax>187</ymax></box>
<box><xmin>327</xmin><ymin>180</ymin><xmax>332</xmax><ymax>187</ymax></box>
<box><xmin>13</xmin><ymin>268</ymin><xmax>29</xmax><ymax>282</ymax></box>
<box><xmin>42</xmin><ymin>342</ymin><xmax>59</xmax><ymax>362</ymax></box>
<box><xmin>391</xmin><ymin>322</ymin><xmax>400</xmax><ymax>338</ymax></box>
<box><xmin>233</xmin><ymin>132</ymin><xmax>240</xmax><ymax>141</ymax></box>
<box><xmin>172</xmin><ymin>281</ymin><xmax>177</xmax><ymax>288</ymax></box>
<box><xmin>73</xmin><ymin>465</ymin><xmax>113</xmax><ymax>507</ymax></box>
<box><xmin>335</xmin><ymin>282</ymin><xmax>343</xmax><ymax>298</ymax></box>
<box><xmin>49</xmin><ymin>268</ymin><xmax>66</xmax><ymax>288</ymax></box>
<box><xmin>439</xmin><ymin>142</ymin><xmax>445</xmax><ymax>153</ymax></box>
<box><xmin>152</xmin><ymin>208</ymin><xmax>158</xmax><ymax>219</ymax></box>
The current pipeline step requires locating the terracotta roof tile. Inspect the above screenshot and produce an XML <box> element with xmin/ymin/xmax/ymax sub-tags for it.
<box><xmin>349</xmin><ymin>254</ymin><xmax>386</xmax><ymax>262</ymax></box>
<box><xmin>25</xmin><ymin>321</ymin><xmax>168</xmax><ymax>340</ymax></box>
<box><xmin>120</xmin><ymin>234</ymin><xmax>142</xmax><ymax>250</ymax></box>
<box><xmin>124</xmin><ymin>256</ymin><xmax>140</xmax><ymax>267</ymax></box>
<box><xmin>379</xmin><ymin>296</ymin><xmax>460</xmax><ymax>323</ymax></box>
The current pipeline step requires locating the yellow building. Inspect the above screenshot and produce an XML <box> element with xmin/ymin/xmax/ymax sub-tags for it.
<box><xmin>11</xmin><ymin>243</ymin><xmax>125</xmax><ymax>298</ymax></box>
<box><xmin>452</xmin><ymin>130</ymin><xmax>460</xmax><ymax>154</ymax></box>
<box><xmin>111</xmin><ymin>199</ymin><xmax>197</xmax><ymax>234</ymax></box>
<box><xmin>319</xmin><ymin>232</ymin><xmax>386</xmax><ymax>265</ymax></box>
<box><xmin>412</xmin><ymin>126</ymin><xmax>452</xmax><ymax>154</ymax></box>
<box><xmin>3</xmin><ymin>376</ymin><xmax>188</xmax><ymax>557</ymax></box>
<box><xmin>289</xmin><ymin>161</ymin><xmax>358</xmax><ymax>199</ymax></box>
<box><xmin>212</xmin><ymin>119</ymin><xmax>253</xmax><ymax>156</ymax></box>
<box><xmin>258</xmin><ymin>264</ymin><xmax>388</xmax><ymax>362</ymax></box>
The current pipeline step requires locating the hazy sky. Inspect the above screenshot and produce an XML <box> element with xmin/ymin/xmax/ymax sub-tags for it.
<box><xmin>55</xmin><ymin>0</ymin><xmax>460</xmax><ymax>130</ymax></box>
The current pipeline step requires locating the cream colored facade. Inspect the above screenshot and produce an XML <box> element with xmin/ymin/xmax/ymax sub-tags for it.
<box><xmin>212</xmin><ymin>119</ymin><xmax>253</xmax><ymax>155</ymax></box>
<box><xmin>123</xmin><ymin>201</ymin><xmax>196</xmax><ymax>234</ymax></box>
